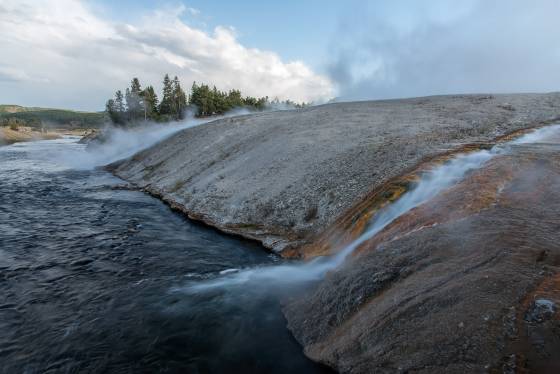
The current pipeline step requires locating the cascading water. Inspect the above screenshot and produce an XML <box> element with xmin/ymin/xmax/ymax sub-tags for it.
<box><xmin>180</xmin><ymin>124</ymin><xmax>560</xmax><ymax>294</ymax></box>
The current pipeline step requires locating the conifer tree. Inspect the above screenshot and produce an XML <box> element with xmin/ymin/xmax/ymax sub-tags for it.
<box><xmin>172</xmin><ymin>76</ymin><xmax>187</xmax><ymax>119</ymax></box>
<box><xmin>105</xmin><ymin>74</ymin><xmax>303</xmax><ymax>124</ymax></box>
<box><xmin>124</xmin><ymin>88</ymin><xmax>131</xmax><ymax>112</ymax></box>
<box><xmin>105</xmin><ymin>99</ymin><xmax>118</xmax><ymax>123</ymax></box>
<box><xmin>115</xmin><ymin>90</ymin><xmax>125</xmax><ymax>112</ymax></box>
<box><xmin>106</xmin><ymin>90</ymin><xmax>126</xmax><ymax>124</ymax></box>
<box><xmin>227</xmin><ymin>89</ymin><xmax>243</xmax><ymax>108</ymax></box>
<box><xmin>143</xmin><ymin>86</ymin><xmax>159</xmax><ymax>120</ymax></box>
<box><xmin>131</xmin><ymin>78</ymin><xmax>141</xmax><ymax>95</ymax></box>
<box><xmin>125</xmin><ymin>78</ymin><xmax>143</xmax><ymax>120</ymax></box>
<box><xmin>159</xmin><ymin>74</ymin><xmax>173</xmax><ymax>116</ymax></box>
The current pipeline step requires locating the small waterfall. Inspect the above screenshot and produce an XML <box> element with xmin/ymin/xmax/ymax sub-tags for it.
<box><xmin>178</xmin><ymin>124</ymin><xmax>560</xmax><ymax>293</ymax></box>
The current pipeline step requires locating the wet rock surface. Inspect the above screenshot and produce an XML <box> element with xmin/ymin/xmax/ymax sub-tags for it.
<box><xmin>284</xmin><ymin>135</ymin><xmax>560</xmax><ymax>373</ymax></box>
<box><xmin>111</xmin><ymin>93</ymin><xmax>560</xmax><ymax>254</ymax></box>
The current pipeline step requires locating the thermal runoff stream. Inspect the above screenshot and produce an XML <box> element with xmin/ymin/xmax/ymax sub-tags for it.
<box><xmin>1</xmin><ymin>124</ymin><xmax>558</xmax><ymax>373</ymax></box>
<box><xmin>184</xmin><ymin>125</ymin><xmax>560</xmax><ymax>293</ymax></box>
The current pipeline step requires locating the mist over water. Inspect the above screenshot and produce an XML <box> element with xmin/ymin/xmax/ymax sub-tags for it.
<box><xmin>51</xmin><ymin>109</ymin><xmax>252</xmax><ymax>170</ymax></box>
<box><xmin>511</xmin><ymin>124</ymin><xmax>560</xmax><ymax>144</ymax></box>
<box><xmin>0</xmin><ymin>135</ymin><xmax>328</xmax><ymax>373</ymax></box>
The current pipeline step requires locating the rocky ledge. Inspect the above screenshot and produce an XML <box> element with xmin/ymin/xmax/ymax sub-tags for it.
<box><xmin>110</xmin><ymin>93</ymin><xmax>560</xmax><ymax>255</ymax></box>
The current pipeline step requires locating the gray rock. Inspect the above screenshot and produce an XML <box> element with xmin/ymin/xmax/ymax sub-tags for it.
<box><xmin>110</xmin><ymin>93</ymin><xmax>560</xmax><ymax>254</ymax></box>
<box><xmin>525</xmin><ymin>299</ymin><xmax>557</xmax><ymax>323</ymax></box>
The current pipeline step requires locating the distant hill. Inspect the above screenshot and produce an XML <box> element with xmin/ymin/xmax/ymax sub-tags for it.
<box><xmin>0</xmin><ymin>105</ymin><xmax>106</xmax><ymax>128</ymax></box>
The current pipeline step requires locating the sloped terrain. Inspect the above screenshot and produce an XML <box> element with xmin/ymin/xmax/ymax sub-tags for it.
<box><xmin>284</xmin><ymin>138</ymin><xmax>560</xmax><ymax>373</ymax></box>
<box><xmin>111</xmin><ymin>93</ymin><xmax>560</xmax><ymax>254</ymax></box>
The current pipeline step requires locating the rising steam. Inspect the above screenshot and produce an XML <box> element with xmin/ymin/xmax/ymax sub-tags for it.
<box><xmin>177</xmin><ymin>124</ymin><xmax>560</xmax><ymax>295</ymax></box>
<box><xmin>50</xmin><ymin>109</ymin><xmax>251</xmax><ymax>170</ymax></box>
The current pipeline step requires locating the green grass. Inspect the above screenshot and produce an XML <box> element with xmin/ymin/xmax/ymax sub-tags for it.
<box><xmin>0</xmin><ymin>105</ymin><xmax>106</xmax><ymax>128</ymax></box>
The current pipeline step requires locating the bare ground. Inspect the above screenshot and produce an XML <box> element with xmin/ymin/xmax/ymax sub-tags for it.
<box><xmin>109</xmin><ymin>93</ymin><xmax>560</xmax><ymax>373</ymax></box>
<box><xmin>110</xmin><ymin>93</ymin><xmax>560</xmax><ymax>255</ymax></box>
<box><xmin>284</xmin><ymin>139</ymin><xmax>560</xmax><ymax>373</ymax></box>
<box><xmin>0</xmin><ymin>127</ymin><xmax>61</xmax><ymax>146</ymax></box>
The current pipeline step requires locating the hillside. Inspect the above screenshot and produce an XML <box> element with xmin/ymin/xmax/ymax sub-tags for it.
<box><xmin>0</xmin><ymin>105</ymin><xmax>106</xmax><ymax>129</ymax></box>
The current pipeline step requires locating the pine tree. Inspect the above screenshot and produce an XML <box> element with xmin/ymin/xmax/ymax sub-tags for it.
<box><xmin>189</xmin><ymin>81</ymin><xmax>199</xmax><ymax>113</ymax></box>
<box><xmin>107</xmin><ymin>90</ymin><xmax>126</xmax><ymax>124</ymax></box>
<box><xmin>159</xmin><ymin>74</ymin><xmax>173</xmax><ymax>116</ymax></box>
<box><xmin>105</xmin><ymin>99</ymin><xmax>118</xmax><ymax>123</ymax></box>
<box><xmin>125</xmin><ymin>78</ymin><xmax>143</xmax><ymax>121</ymax></box>
<box><xmin>131</xmin><ymin>78</ymin><xmax>141</xmax><ymax>95</ymax></box>
<box><xmin>227</xmin><ymin>89</ymin><xmax>243</xmax><ymax>109</ymax></box>
<box><xmin>200</xmin><ymin>84</ymin><xmax>210</xmax><ymax>116</ymax></box>
<box><xmin>124</xmin><ymin>88</ymin><xmax>131</xmax><ymax>113</ymax></box>
<box><xmin>143</xmin><ymin>86</ymin><xmax>159</xmax><ymax>120</ymax></box>
<box><xmin>115</xmin><ymin>90</ymin><xmax>125</xmax><ymax>112</ymax></box>
<box><xmin>172</xmin><ymin>76</ymin><xmax>187</xmax><ymax>119</ymax></box>
<box><xmin>105</xmin><ymin>75</ymin><xmax>289</xmax><ymax>124</ymax></box>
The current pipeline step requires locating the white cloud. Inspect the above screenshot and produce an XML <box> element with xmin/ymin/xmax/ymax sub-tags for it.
<box><xmin>0</xmin><ymin>65</ymin><xmax>34</xmax><ymax>82</ymax></box>
<box><xmin>0</xmin><ymin>0</ymin><xmax>334</xmax><ymax>110</ymax></box>
<box><xmin>329</xmin><ymin>0</ymin><xmax>560</xmax><ymax>100</ymax></box>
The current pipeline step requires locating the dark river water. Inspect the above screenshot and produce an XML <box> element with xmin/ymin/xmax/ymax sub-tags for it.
<box><xmin>0</xmin><ymin>138</ymin><xmax>328</xmax><ymax>373</ymax></box>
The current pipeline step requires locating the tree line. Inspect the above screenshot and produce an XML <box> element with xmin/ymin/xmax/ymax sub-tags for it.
<box><xmin>106</xmin><ymin>74</ymin><xmax>307</xmax><ymax>125</ymax></box>
<box><xmin>0</xmin><ymin>110</ymin><xmax>105</xmax><ymax>129</ymax></box>
<box><xmin>106</xmin><ymin>75</ymin><xmax>186</xmax><ymax>124</ymax></box>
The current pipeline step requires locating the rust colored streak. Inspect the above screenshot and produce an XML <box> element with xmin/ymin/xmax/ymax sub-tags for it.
<box><xmin>297</xmin><ymin>127</ymin><xmax>549</xmax><ymax>259</ymax></box>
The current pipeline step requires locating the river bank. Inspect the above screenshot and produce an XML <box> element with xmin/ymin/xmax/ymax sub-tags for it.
<box><xmin>110</xmin><ymin>93</ymin><xmax>560</xmax><ymax>256</ymax></box>
<box><xmin>0</xmin><ymin>138</ymin><xmax>329</xmax><ymax>373</ymax></box>
<box><xmin>0</xmin><ymin>126</ymin><xmax>94</xmax><ymax>146</ymax></box>
<box><xmin>0</xmin><ymin>126</ymin><xmax>60</xmax><ymax>145</ymax></box>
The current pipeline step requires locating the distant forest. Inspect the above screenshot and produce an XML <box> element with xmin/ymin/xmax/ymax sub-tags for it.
<box><xmin>106</xmin><ymin>74</ymin><xmax>307</xmax><ymax>125</ymax></box>
<box><xmin>0</xmin><ymin>106</ymin><xmax>105</xmax><ymax>129</ymax></box>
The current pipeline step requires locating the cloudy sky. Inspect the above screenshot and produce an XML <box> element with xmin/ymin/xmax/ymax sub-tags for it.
<box><xmin>0</xmin><ymin>0</ymin><xmax>559</xmax><ymax>110</ymax></box>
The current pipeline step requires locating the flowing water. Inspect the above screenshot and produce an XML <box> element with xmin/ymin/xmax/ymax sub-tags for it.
<box><xmin>0</xmin><ymin>137</ymin><xmax>329</xmax><ymax>373</ymax></box>
<box><xmin>183</xmin><ymin>124</ymin><xmax>560</xmax><ymax>292</ymax></box>
<box><xmin>2</xmin><ymin>124</ymin><xmax>558</xmax><ymax>373</ymax></box>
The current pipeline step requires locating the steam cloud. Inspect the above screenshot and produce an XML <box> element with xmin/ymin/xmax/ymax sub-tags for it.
<box><xmin>329</xmin><ymin>0</ymin><xmax>560</xmax><ymax>100</ymax></box>
<box><xmin>51</xmin><ymin>109</ymin><xmax>251</xmax><ymax>170</ymax></box>
<box><xmin>179</xmin><ymin>125</ymin><xmax>560</xmax><ymax>294</ymax></box>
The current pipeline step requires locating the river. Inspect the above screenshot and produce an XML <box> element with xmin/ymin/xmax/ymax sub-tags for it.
<box><xmin>0</xmin><ymin>137</ymin><xmax>328</xmax><ymax>373</ymax></box>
